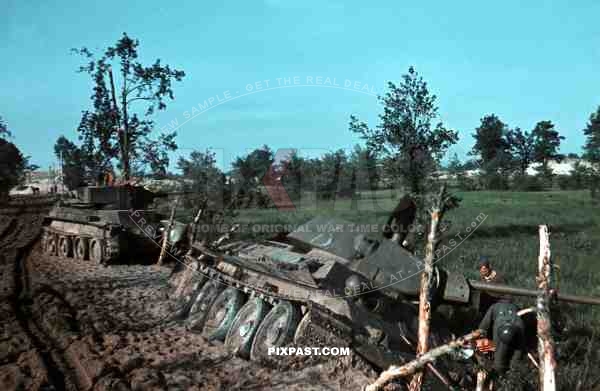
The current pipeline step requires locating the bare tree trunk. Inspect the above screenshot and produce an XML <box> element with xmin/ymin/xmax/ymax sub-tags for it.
<box><xmin>157</xmin><ymin>197</ymin><xmax>179</xmax><ymax>266</ymax></box>
<box><xmin>365</xmin><ymin>330</ymin><xmax>482</xmax><ymax>391</ymax></box>
<box><xmin>188</xmin><ymin>205</ymin><xmax>204</xmax><ymax>251</ymax></box>
<box><xmin>537</xmin><ymin>225</ymin><xmax>557</xmax><ymax>391</ymax></box>
<box><xmin>408</xmin><ymin>185</ymin><xmax>446</xmax><ymax>391</ymax></box>
<box><xmin>475</xmin><ymin>369</ymin><xmax>488</xmax><ymax>391</ymax></box>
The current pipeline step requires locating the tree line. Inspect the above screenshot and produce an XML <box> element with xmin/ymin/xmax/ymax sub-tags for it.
<box><xmin>2</xmin><ymin>33</ymin><xmax>600</xmax><ymax>203</ymax></box>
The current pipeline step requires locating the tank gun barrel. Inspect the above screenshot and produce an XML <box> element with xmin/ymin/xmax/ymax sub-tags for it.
<box><xmin>468</xmin><ymin>280</ymin><xmax>600</xmax><ymax>306</ymax></box>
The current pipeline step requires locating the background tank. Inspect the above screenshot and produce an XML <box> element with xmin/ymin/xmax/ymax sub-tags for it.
<box><xmin>42</xmin><ymin>185</ymin><xmax>167</xmax><ymax>264</ymax></box>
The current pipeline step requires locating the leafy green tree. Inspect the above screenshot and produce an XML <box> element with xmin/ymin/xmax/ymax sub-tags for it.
<box><xmin>350</xmin><ymin>66</ymin><xmax>458</xmax><ymax>197</ymax></box>
<box><xmin>583</xmin><ymin>106</ymin><xmax>600</xmax><ymax>199</ymax></box>
<box><xmin>73</xmin><ymin>33</ymin><xmax>184</xmax><ymax>181</ymax></box>
<box><xmin>0</xmin><ymin>116</ymin><xmax>11</xmax><ymax>138</ymax></box>
<box><xmin>531</xmin><ymin>120</ymin><xmax>564</xmax><ymax>168</ymax></box>
<box><xmin>177</xmin><ymin>149</ymin><xmax>225</xmax><ymax>208</ymax></box>
<box><xmin>471</xmin><ymin>114</ymin><xmax>512</xmax><ymax>189</ymax></box>
<box><xmin>0</xmin><ymin>139</ymin><xmax>26</xmax><ymax>195</ymax></box>
<box><xmin>506</xmin><ymin>127</ymin><xmax>534</xmax><ymax>176</ymax></box>
<box><xmin>54</xmin><ymin>136</ymin><xmax>87</xmax><ymax>189</ymax></box>
<box><xmin>315</xmin><ymin>149</ymin><xmax>353</xmax><ymax>199</ymax></box>
<box><xmin>232</xmin><ymin>145</ymin><xmax>274</xmax><ymax>186</ymax></box>
<box><xmin>0</xmin><ymin>117</ymin><xmax>28</xmax><ymax>196</ymax></box>
<box><xmin>447</xmin><ymin>153</ymin><xmax>476</xmax><ymax>191</ymax></box>
<box><xmin>350</xmin><ymin>144</ymin><xmax>379</xmax><ymax>191</ymax></box>
<box><xmin>446</xmin><ymin>153</ymin><xmax>463</xmax><ymax>176</ymax></box>
<box><xmin>280</xmin><ymin>151</ymin><xmax>306</xmax><ymax>200</ymax></box>
<box><xmin>231</xmin><ymin>145</ymin><xmax>274</xmax><ymax>207</ymax></box>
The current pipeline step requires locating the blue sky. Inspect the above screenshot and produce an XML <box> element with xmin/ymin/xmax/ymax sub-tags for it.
<box><xmin>2</xmin><ymin>0</ymin><xmax>600</xmax><ymax>171</ymax></box>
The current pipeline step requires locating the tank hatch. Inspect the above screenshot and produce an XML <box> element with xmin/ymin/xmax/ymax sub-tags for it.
<box><xmin>351</xmin><ymin>239</ymin><xmax>422</xmax><ymax>296</ymax></box>
<box><xmin>286</xmin><ymin>216</ymin><xmax>365</xmax><ymax>261</ymax></box>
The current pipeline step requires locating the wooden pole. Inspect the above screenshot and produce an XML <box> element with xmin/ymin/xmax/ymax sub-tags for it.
<box><xmin>365</xmin><ymin>330</ymin><xmax>482</xmax><ymax>391</ymax></box>
<box><xmin>157</xmin><ymin>197</ymin><xmax>179</xmax><ymax>266</ymax></box>
<box><xmin>537</xmin><ymin>225</ymin><xmax>557</xmax><ymax>391</ymax></box>
<box><xmin>475</xmin><ymin>369</ymin><xmax>488</xmax><ymax>391</ymax></box>
<box><xmin>408</xmin><ymin>185</ymin><xmax>447</xmax><ymax>391</ymax></box>
<box><xmin>189</xmin><ymin>203</ymin><xmax>205</xmax><ymax>250</ymax></box>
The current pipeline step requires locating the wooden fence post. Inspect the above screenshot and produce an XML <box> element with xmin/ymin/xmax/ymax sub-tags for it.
<box><xmin>157</xmin><ymin>197</ymin><xmax>179</xmax><ymax>266</ymax></box>
<box><xmin>409</xmin><ymin>185</ymin><xmax>448</xmax><ymax>391</ymax></box>
<box><xmin>537</xmin><ymin>225</ymin><xmax>557</xmax><ymax>391</ymax></box>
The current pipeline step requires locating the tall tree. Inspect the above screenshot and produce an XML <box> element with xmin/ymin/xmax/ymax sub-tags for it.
<box><xmin>0</xmin><ymin>117</ymin><xmax>28</xmax><ymax>196</ymax></box>
<box><xmin>232</xmin><ymin>145</ymin><xmax>274</xmax><ymax>186</ymax></box>
<box><xmin>583</xmin><ymin>106</ymin><xmax>600</xmax><ymax>165</ymax></box>
<box><xmin>0</xmin><ymin>140</ymin><xmax>26</xmax><ymax>195</ymax></box>
<box><xmin>177</xmin><ymin>149</ymin><xmax>223</xmax><ymax>196</ymax></box>
<box><xmin>470</xmin><ymin>114</ymin><xmax>512</xmax><ymax>189</ymax></box>
<box><xmin>315</xmin><ymin>149</ymin><xmax>353</xmax><ymax>199</ymax></box>
<box><xmin>531</xmin><ymin>120</ymin><xmax>564</xmax><ymax>168</ymax></box>
<box><xmin>54</xmin><ymin>136</ymin><xmax>87</xmax><ymax>189</ymax></box>
<box><xmin>471</xmin><ymin>114</ymin><xmax>511</xmax><ymax>167</ymax></box>
<box><xmin>0</xmin><ymin>116</ymin><xmax>11</xmax><ymax>138</ymax></box>
<box><xmin>73</xmin><ymin>33</ymin><xmax>185</xmax><ymax>181</ymax></box>
<box><xmin>350</xmin><ymin>66</ymin><xmax>458</xmax><ymax>196</ymax></box>
<box><xmin>506</xmin><ymin>127</ymin><xmax>535</xmax><ymax>176</ymax></box>
<box><xmin>350</xmin><ymin>144</ymin><xmax>379</xmax><ymax>191</ymax></box>
<box><xmin>231</xmin><ymin>145</ymin><xmax>274</xmax><ymax>207</ymax></box>
<box><xmin>583</xmin><ymin>106</ymin><xmax>600</xmax><ymax>199</ymax></box>
<box><xmin>280</xmin><ymin>151</ymin><xmax>305</xmax><ymax>200</ymax></box>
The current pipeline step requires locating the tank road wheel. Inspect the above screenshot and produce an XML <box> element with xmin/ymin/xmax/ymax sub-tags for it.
<box><xmin>225</xmin><ymin>298</ymin><xmax>271</xmax><ymax>359</ymax></box>
<box><xmin>58</xmin><ymin>236</ymin><xmax>72</xmax><ymax>258</ymax></box>
<box><xmin>186</xmin><ymin>281</ymin><xmax>224</xmax><ymax>332</ymax></box>
<box><xmin>89</xmin><ymin>239</ymin><xmax>103</xmax><ymax>264</ymax></box>
<box><xmin>202</xmin><ymin>288</ymin><xmax>246</xmax><ymax>341</ymax></box>
<box><xmin>250</xmin><ymin>301</ymin><xmax>301</xmax><ymax>363</ymax></box>
<box><xmin>74</xmin><ymin>237</ymin><xmax>88</xmax><ymax>260</ymax></box>
<box><xmin>45</xmin><ymin>234</ymin><xmax>57</xmax><ymax>255</ymax></box>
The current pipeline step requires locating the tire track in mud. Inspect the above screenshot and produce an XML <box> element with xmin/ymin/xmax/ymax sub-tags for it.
<box><xmin>13</xmin><ymin>243</ymin><xmax>68</xmax><ymax>390</ymax></box>
<box><xmin>0</xmin><ymin>198</ymin><xmax>79</xmax><ymax>390</ymax></box>
<box><xmin>1</xmin><ymin>198</ymin><xmax>377</xmax><ymax>390</ymax></box>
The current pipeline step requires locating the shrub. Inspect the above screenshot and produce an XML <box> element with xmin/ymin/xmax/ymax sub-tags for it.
<box><xmin>511</xmin><ymin>175</ymin><xmax>545</xmax><ymax>191</ymax></box>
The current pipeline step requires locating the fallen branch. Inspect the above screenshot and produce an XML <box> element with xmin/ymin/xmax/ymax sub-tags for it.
<box><xmin>537</xmin><ymin>224</ymin><xmax>557</xmax><ymax>391</ymax></box>
<box><xmin>364</xmin><ymin>330</ymin><xmax>482</xmax><ymax>391</ymax></box>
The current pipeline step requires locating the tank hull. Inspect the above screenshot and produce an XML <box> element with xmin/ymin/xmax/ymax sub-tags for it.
<box><xmin>42</xmin><ymin>205</ymin><xmax>165</xmax><ymax>263</ymax></box>
<box><xmin>178</xmin><ymin>237</ymin><xmax>429</xmax><ymax>370</ymax></box>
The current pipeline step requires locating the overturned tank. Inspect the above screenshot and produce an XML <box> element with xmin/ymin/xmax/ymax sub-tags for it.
<box><xmin>42</xmin><ymin>185</ymin><xmax>173</xmax><ymax>264</ymax></box>
<box><xmin>170</xmin><ymin>201</ymin><xmax>600</xmax><ymax>373</ymax></box>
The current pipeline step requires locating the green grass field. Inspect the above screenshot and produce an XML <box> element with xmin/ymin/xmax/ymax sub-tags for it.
<box><xmin>233</xmin><ymin>189</ymin><xmax>600</xmax><ymax>323</ymax></box>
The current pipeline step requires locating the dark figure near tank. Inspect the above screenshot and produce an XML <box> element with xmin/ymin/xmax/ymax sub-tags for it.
<box><xmin>382</xmin><ymin>195</ymin><xmax>416</xmax><ymax>249</ymax></box>
<box><xmin>478</xmin><ymin>300</ymin><xmax>526</xmax><ymax>374</ymax></box>
<box><xmin>478</xmin><ymin>256</ymin><xmax>504</xmax><ymax>284</ymax></box>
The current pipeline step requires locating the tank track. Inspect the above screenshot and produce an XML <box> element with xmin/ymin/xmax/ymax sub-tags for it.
<box><xmin>41</xmin><ymin>224</ymin><xmax>120</xmax><ymax>264</ymax></box>
<box><xmin>183</xmin><ymin>253</ymin><xmax>355</xmax><ymax>357</ymax></box>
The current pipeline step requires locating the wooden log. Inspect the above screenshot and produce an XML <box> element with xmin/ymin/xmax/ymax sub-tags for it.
<box><xmin>156</xmin><ymin>197</ymin><xmax>179</xmax><ymax>266</ymax></box>
<box><xmin>536</xmin><ymin>225</ymin><xmax>557</xmax><ymax>391</ymax></box>
<box><xmin>408</xmin><ymin>185</ymin><xmax>447</xmax><ymax>391</ymax></box>
<box><xmin>364</xmin><ymin>330</ymin><xmax>482</xmax><ymax>391</ymax></box>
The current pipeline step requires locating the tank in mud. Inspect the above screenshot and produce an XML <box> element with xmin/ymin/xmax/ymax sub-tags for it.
<box><xmin>170</xmin><ymin>209</ymin><xmax>470</xmax><ymax>370</ymax></box>
<box><xmin>169</xmin><ymin>193</ymin><xmax>600</xmax><ymax>376</ymax></box>
<box><xmin>41</xmin><ymin>185</ymin><xmax>173</xmax><ymax>264</ymax></box>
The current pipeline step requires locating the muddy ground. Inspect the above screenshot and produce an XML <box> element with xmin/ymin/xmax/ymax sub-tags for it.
<box><xmin>0</xmin><ymin>200</ymin><xmax>375</xmax><ymax>390</ymax></box>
